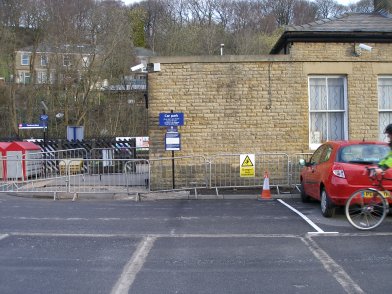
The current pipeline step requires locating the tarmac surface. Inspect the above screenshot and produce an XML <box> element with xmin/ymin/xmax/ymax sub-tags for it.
<box><xmin>0</xmin><ymin>193</ymin><xmax>391</xmax><ymax>294</ymax></box>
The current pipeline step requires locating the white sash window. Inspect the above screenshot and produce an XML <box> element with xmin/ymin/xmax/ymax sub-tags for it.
<box><xmin>379</xmin><ymin>77</ymin><xmax>392</xmax><ymax>141</ymax></box>
<box><xmin>308</xmin><ymin>76</ymin><xmax>347</xmax><ymax>150</ymax></box>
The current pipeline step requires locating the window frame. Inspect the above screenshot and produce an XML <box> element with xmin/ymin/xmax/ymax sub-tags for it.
<box><xmin>37</xmin><ymin>71</ymin><xmax>48</xmax><ymax>84</ymax></box>
<box><xmin>40</xmin><ymin>54</ymin><xmax>48</xmax><ymax>67</ymax></box>
<box><xmin>21</xmin><ymin>53</ymin><xmax>30</xmax><ymax>66</ymax></box>
<box><xmin>378</xmin><ymin>75</ymin><xmax>392</xmax><ymax>142</ymax></box>
<box><xmin>308</xmin><ymin>75</ymin><xmax>348</xmax><ymax>150</ymax></box>
<box><xmin>82</xmin><ymin>55</ymin><xmax>90</xmax><ymax>68</ymax></box>
<box><xmin>19</xmin><ymin>71</ymin><xmax>30</xmax><ymax>84</ymax></box>
<box><xmin>63</xmin><ymin>55</ymin><xmax>72</xmax><ymax>67</ymax></box>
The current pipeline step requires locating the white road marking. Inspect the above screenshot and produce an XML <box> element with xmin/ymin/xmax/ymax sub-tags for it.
<box><xmin>0</xmin><ymin>234</ymin><xmax>9</xmax><ymax>241</ymax></box>
<box><xmin>110</xmin><ymin>236</ymin><xmax>156</xmax><ymax>294</ymax></box>
<box><xmin>2</xmin><ymin>231</ymin><xmax>381</xmax><ymax>294</ymax></box>
<box><xmin>277</xmin><ymin>199</ymin><xmax>339</xmax><ymax>234</ymax></box>
<box><xmin>9</xmin><ymin>232</ymin><xmax>300</xmax><ymax>238</ymax></box>
<box><xmin>5</xmin><ymin>231</ymin><xmax>371</xmax><ymax>294</ymax></box>
<box><xmin>8</xmin><ymin>232</ymin><xmax>392</xmax><ymax>239</ymax></box>
<box><xmin>302</xmin><ymin>235</ymin><xmax>365</xmax><ymax>294</ymax></box>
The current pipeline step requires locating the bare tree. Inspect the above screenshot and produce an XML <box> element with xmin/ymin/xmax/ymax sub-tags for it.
<box><xmin>292</xmin><ymin>0</ymin><xmax>317</xmax><ymax>25</ymax></box>
<box><xmin>374</xmin><ymin>0</ymin><xmax>392</xmax><ymax>12</ymax></box>
<box><xmin>347</xmin><ymin>0</ymin><xmax>373</xmax><ymax>12</ymax></box>
<box><xmin>2</xmin><ymin>0</ymin><xmax>388</xmax><ymax>138</ymax></box>
<box><xmin>266</xmin><ymin>0</ymin><xmax>296</xmax><ymax>26</ymax></box>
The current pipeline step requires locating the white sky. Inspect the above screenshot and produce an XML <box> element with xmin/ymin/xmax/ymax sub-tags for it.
<box><xmin>122</xmin><ymin>0</ymin><xmax>360</xmax><ymax>5</ymax></box>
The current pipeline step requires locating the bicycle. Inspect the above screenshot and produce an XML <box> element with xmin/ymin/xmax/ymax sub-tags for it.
<box><xmin>345</xmin><ymin>167</ymin><xmax>391</xmax><ymax>230</ymax></box>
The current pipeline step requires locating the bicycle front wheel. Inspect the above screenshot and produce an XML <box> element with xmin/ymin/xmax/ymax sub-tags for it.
<box><xmin>345</xmin><ymin>188</ymin><xmax>388</xmax><ymax>230</ymax></box>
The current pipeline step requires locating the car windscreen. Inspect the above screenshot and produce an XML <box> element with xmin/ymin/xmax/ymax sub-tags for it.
<box><xmin>338</xmin><ymin>144</ymin><xmax>390</xmax><ymax>164</ymax></box>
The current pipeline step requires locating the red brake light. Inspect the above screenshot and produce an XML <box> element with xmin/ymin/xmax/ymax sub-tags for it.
<box><xmin>333</xmin><ymin>168</ymin><xmax>346</xmax><ymax>178</ymax></box>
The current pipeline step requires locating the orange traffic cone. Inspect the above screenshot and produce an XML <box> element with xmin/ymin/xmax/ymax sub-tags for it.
<box><xmin>260</xmin><ymin>171</ymin><xmax>272</xmax><ymax>200</ymax></box>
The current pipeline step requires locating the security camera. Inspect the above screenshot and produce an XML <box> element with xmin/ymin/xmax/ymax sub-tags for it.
<box><xmin>131</xmin><ymin>63</ymin><xmax>145</xmax><ymax>72</ymax></box>
<box><xmin>359</xmin><ymin>43</ymin><xmax>372</xmax><ymax>52</ymax></box>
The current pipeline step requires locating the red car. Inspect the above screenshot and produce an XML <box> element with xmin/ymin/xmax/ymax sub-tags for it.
<box><xmin>300</xmin><ymin>141</ymin><xmax>392</xmax><ymax>217</ymax></box>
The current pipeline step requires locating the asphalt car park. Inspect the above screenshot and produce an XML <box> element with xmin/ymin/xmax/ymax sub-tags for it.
<box><xmin>0</xmin><ymin>195</ymin><xmax>391</xmax><ymax>294</ymax></box>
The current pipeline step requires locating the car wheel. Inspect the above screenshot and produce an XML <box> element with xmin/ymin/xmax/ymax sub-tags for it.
<box><xmin>300</xmin><ymin>182</ymin><xmax>311</xmax><ymax>203</ymax></box>
<box><xmin>320</xmin><ymin>188</ymin><xmax>335</xmax><ymax>218</ymax></box>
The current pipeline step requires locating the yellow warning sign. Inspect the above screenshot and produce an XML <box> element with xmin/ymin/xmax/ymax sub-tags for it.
<box><xmin>240</xmin><ymin>154</ymin><xmax>255</xmax><ymax>177</ymax></box>
<box><xmin>241</xmin><ymin>155</ymin><xmax>254</xmax><ymax>167</ymax></box>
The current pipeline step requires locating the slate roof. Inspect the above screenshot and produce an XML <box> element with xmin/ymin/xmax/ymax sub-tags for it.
<box><xmin>270</xmin><ymin>12</ymin><xmax>392</xmax><ymax>54</ymax></box>
<box><xmin>288</xmin><ymin>12</ymin><xmax>392</xmax><ymax>32</ymax></box>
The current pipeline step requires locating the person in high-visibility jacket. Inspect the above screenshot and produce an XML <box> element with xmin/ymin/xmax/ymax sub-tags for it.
<box><xmin>377</xmin><ymin>124</ymin><xmax>392</xmax><ymax>172</ymax></box>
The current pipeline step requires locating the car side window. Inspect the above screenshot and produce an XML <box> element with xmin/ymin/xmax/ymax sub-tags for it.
<box><xmin>321</xmin><ymin>145</ymin><xmax>333</xmax><ymax>163</ymax></box>
<box><xmin>310</xmin><ymin>145</ymin><xmax>326</xmax><ymax>165</ymax></box>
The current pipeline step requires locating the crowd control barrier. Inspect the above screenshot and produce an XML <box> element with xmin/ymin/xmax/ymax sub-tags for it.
<box><xmin>0</xmin><ymin>151</ymin><xmax>314</xmax><ymax>198</ymax></box>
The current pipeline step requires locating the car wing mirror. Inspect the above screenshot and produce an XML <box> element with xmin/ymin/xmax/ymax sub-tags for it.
<box><xmin>299</xmin><ymin>158</ymin><xmax>313</xmax><ymax>167</ymax></box>
<box><xmin>299</xmin><ymin>159</ymin><xmax>307</xmax><ymax>166</ymax></box>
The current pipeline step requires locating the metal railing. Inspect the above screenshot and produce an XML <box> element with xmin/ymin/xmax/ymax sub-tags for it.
<box><xmin>289</xmin><ymin>153</ymin><xmax>313</xmax><ymax>190</ymax></box>
<box><xmin>0</xmin><ymin>158</ymin><xmax>149</xmax><ymax>198</ymax></box>
<box><xmin>0</xmin><ymin>152</ymin><xmax>314</xmax><ymax>198</ymax></box>
<box><xmin>149</xmin><ymin>155</ymin><xmax>209</xmax><ymax>192</ymax></box>
<box><xmin>209</xmin><ymin>153</ymin><xmax>289</xmax><ymax>190</ymax></box>
<box><xmin>67</xmin><ymin>159</ymin><xmax>149</xmax><ymax>197</ymax></box>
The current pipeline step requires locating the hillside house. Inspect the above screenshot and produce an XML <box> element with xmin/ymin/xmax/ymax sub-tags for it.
<box><xmin>14</xmin><ymin>44</ymin><xmax>152</xmax><ymax>92</ymax></box>
<box><xmin>14</xmin><ymin>44</ymin><xmax>98</xmax><ymax>85</ymax></box>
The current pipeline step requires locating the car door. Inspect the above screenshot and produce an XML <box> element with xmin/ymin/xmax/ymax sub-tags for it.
<box><xmin>310</xmin><ymin>144</ymin><xmax>334</xmax><ymax>199</ymax></box>
<box><xmin>303</xmin><ymin>145</ymin><xmax>327</xmax><ymax>198</ymax></box>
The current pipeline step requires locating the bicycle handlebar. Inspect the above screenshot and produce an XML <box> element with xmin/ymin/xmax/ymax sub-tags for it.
<box><xmin>365</xmin><ymin>166</ymin><xmax>392</xmax><ymax>189</ymax></box>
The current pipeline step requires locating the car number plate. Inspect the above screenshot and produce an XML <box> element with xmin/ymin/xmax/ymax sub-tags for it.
<box><xmin>362</xmin><ymin>191</ymin><xmax>390</xmax><ymax>198</ymax></box>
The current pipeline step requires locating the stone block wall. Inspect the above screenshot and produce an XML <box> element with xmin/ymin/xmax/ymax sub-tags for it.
<box><xmin>147</xmin><ymin>42</ymin><xmax>392</xmax><ymax>161</ymax></box>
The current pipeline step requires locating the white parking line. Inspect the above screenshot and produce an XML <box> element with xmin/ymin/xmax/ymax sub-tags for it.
<box><xmin>277</xmin><ymin>199</ymin><xmax>339</xmax><ymax>234</ymax></box>
<box><xmin>0</xmin><ymin>234</ymin><xmax>9</xmax><ymax>241</ymax></box>
<box><xmin>110</xmin><ymin>235</ymin><xmax>156</xmax><ymax>294</ymax></box>
<box><xmin>302</xmin><ymin>235</ymin><xmax>365</xmax><ymax>294</ymax></box>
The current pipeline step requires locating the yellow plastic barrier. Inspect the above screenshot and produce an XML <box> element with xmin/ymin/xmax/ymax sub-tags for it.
<box><xmin>59</xmin><ymin>159</ymin><xmax>83</xmax><ymax>175</ymax></box>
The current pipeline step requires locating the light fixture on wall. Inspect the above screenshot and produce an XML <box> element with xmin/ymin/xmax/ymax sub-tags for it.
<box><xmin>353</xmin><ymin>43</ymin><xmax>373</xmax><ymax>56</ymax></box>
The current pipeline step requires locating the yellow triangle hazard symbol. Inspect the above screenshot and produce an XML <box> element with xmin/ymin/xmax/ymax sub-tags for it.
<box><xmin>241</xmin><ymin>155</ymin><xmax>254</xmax><ymax>167</ymax></box>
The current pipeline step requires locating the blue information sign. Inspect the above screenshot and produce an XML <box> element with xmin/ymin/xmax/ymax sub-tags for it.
<box><xmin>159</xmin><ymin>113</ymin><xmax>184</xmax><ymax>126</ymax></box>
<box><xmin>18</xmin><ymin>123</ymin><xmax>47</xmax><ymax>129</ymax></box>
<box><xmin>165</xmin><ymin>132</ymin><xmax>181</xmax><ymax>151</ymax></box>
<box><xmin>40</xmin><ymin>114</ymin><xmax>49</xmax><ymax>121</ymax></box>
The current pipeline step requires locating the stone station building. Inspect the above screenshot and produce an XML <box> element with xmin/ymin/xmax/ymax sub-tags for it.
<box><xmin>145</xmin><ymin>13</ymin><xmax>392</xmax><ymax>190</ymax></box>
<box><xmin>147</xmin><ymin>13</ymin><xmax>392</xmax><ymax>158</ymax></box>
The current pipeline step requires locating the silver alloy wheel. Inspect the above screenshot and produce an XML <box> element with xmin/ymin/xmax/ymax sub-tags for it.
<box><xmin>321</xmin><ymin>190</ymin><xmax>327</xmax><ymax>213</ymax></box>
<box><xmin>320</xmin><ymin>188</ymin><xmax>334</xmax><ymax>217</ymax></box>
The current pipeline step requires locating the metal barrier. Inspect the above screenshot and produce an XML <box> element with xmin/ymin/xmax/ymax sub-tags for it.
<box><xmin>149</xmin><ymin>156</ymin><xmax>209</xmax><ymax>192</ymax></box>
<box><xmin>67</xmin><ymin>159</ymin><xmax>149</xmax><ymax>198</ymax></box>
<box><xmin>0</xmin><ymin>158</ymin><xmax>149</xmax><ymax>199</ymax></box>
<box><xmin>40</xmin><ymin>148</ymin><xmax>88</xmax><ymax>160</ymax></box>
<box><xmin>0</xmin><ymin>158</ymin><xmax>68</xmax><ymax>194</ymax></box>
<box><xmin>124</xmin><ymin>159</ymin><xmax>150</xmax><ymax>193</ymax></box>
<box><xmin>209</xmin><ymin>153</ymin><xmax>290</xmax><ymax>193</ymax></box>
<box><xmin>288</xmin><ymin>153</ymin><xmax>313</xmax><ymax>189</ymax></box>
<box><xmin>0</xmin><ymin>152</ymin><xmax>315</xmax><ymax>198</ymax></box>
<box><xmin>90</xmin><ymin>147</ymin><xmax>136</xmax><ymax>160</ymax></box>
<box><xmin>36</xmin><ymin>148</ymin><xmax>88</xmax><ymax>175</ymax></box>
